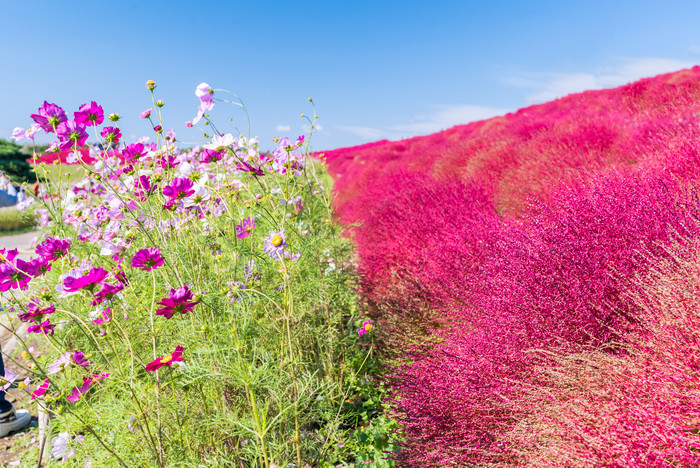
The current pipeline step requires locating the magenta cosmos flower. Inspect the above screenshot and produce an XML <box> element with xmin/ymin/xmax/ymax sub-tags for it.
<box><xmin>140</xmin><ymin>108</ymin><xmax>152</xmax><ymax>119</ymax></box>
<box><xmin>162</xmin><ymin>177</ymin><xmax>194</xmax><ymax>200</ymax></box>
<box><xmin>18</xmin><ymin>299</ymin><xmax>55</xmax><ymax>323</ymax></box>
<box><xmin>73</xmin><ymin>101</ymin><xmax>104</xmax><ymax>126</ymax></box>
<box><xmin>0</xmin><ymin>259</ymin><xmax>37</xmax><ymax>291</ymax></box>
<box><xmin>35</xmin><ymin>237</ymin><xmax>71</xmax><ymax>261</ymax></box>
<box><xmin>56</xmin><ymin>120</ymin><xmax>88</xmax><ymax>151</ymax></box>
<box><xmin>235</xmin><ymin>217</ymin><xmax>256</xmax><ymax>239</ymax></box>
<box><xmin>357</xmin><ymin>319</ymin><xmax>372</xmax><ymax>337</ymax></box>
<box><xmin>100</xmin><ymin>126</ymin><xmax>121</xmax><ymax>145</ymax></box>
<box><xmin>28</xmin><ymin>319</ymin><xmax>55</xmax><ymax>336</ymax></box>
<box><xmin>67</xmin><ymin>377</ymin><xmax>93</xmax><ymax>403</ymax></box>
<box><xmin>131</xmin><ymin>248</ymin><xmax>164</xmax><ymax>271</ymax></box>
<box><xmin>31</xmin><ymin>379</ymin><xmax>50</xmax><ymax>400</ymax></box>
<box><xmin>145</xmin><ymin>345</ymin><xmax>184</xmax><ymax>372</ymax></box>
<box><xmin>30</xmin><ymin>101</ymin><xmax>67</xmax><ymax>133</ymax></box>
<box><xmin>200</xmin><ymin>148</ymin><xmax>223</xmax><ymax>163</ymax></box>
<box><xmin>156</xmin><ymin>286</ymin><xmax>200</xmax><ymax>319</ymax></box>
<box><xmin>63</xmin><ymin>267</ymin><xmax>110</xmax><ymax>293</ymax></box>
<box><xmin>91</xmin><ymin>283</ymin><xmax>124</xmax><ymax>305</ymax></box>
<box><xmin>122</xmin><ymin>143</ymin><xmax>146</xmax><ymax>163</ymax></box>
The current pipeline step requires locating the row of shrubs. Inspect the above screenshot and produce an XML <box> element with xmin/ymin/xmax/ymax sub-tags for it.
<box><xmin>322</xmin><ymin>67</ymin><xmax>700</xmax><ymax>465</ymax></box>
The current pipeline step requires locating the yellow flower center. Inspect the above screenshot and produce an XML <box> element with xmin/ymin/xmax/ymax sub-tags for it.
<box><xmin>0</xmin><ymin>254</ymin><xmax>6</xmax><ymax>263</ymax></box>
<box><xmin>160</xmin><ymin>355</ymin><xmax>173</xmax><ymax>364</ymax></box>
<box><xmin>271</xmin><ymin>235</ymin><xmax>283</xmax><ymax>247</ymax></box>
<box><xmin>364</xmin><ymin>324</ymin><xmax>373</xmax><ymax>332</ymax></box>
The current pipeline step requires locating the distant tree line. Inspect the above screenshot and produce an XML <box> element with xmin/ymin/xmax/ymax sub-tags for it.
<box><xmin>0</xmin><ymin>138</ymin><xmax>37</xmax><ymax>184</ymax></box>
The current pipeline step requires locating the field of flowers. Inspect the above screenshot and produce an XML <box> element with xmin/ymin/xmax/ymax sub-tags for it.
<box><xmin>8</xmin><ymin>66</ymin><xmax>700</xmax><ymax>467</ymax></box>
<box><xmin>4</xmin><ymin>83</ymin><xmax>395</xmax><ymax>466</ymax></box>
<box><xmin>321</xmin><ymin>66</ymin><xmax>700</xmax><ymax>465</ymax></box>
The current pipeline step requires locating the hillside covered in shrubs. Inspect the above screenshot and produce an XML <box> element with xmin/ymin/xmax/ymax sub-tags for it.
<box><xmin>322</xmin><ymin>66</ymin><xmax>700</xmax><ymax>466</ymax></box>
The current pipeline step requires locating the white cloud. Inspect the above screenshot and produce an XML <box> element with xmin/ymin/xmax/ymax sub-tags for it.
<box><xmin>275</xmin><ymin>124</ymin><xmax>291</xmax><ymax>132</ymax></box>
<box><xmin>389</xmin><ymin>104</ymin><xmax>507</xmax><ymax>134</ymax></box>
<box><xmin>509</xmin><ymin>56</ymin><xmax>696</xmax><ymax>103</ymax></box>
<box><xmin>338</xmin><ymin>104</ymin><xmax>507</xmax><ymax>142</ymax></box>
<box><xmin>337</xmin><ymin>125</ymin><xmax>390</xmax><ymax>140</ymax></box>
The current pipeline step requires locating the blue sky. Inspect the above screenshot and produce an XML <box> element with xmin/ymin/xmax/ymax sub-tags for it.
<box><xmin>2</xmin><ymin>0</ymin><xmax>700</xmax><ymax>151</ymax></box>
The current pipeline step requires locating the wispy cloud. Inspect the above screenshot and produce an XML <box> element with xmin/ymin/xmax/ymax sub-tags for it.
<box><xmin>338</xmin><ymin>104</ymin><xmax>507</xmax><ymax>142</ymax></box>
<box><xmin>337</xmin><ymin>125</ymin><xmax>391</xmax><ymax>140</ymax></box>
<box><xmin>275</xmin><ymin>124</ymin><xmax>291</xmax><ymax>132</ymax></box>
<box><xmin>508</xmin><ymin>56</ymin><xmax>696</xmax><ymax>103</ymax></box>
<box><xmin>389</xmin><ymin>105</ymin><xmax>507</xmax><ymax>134</ymax></box>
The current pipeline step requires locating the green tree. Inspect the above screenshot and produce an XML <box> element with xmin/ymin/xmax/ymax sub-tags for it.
<box><xmin>0</xmin><ymin>138</ymin><xmax>37</xmax><ymax>184</ymax></box>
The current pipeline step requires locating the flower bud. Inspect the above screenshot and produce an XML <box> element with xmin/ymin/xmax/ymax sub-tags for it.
<box><xmin>108</xmin><ymin>113</ymin><xmax>120</xmax><ymax>122</ymax></box>
<box><xmin>156</xmin><ymin>100</ymin><xmax>164</xmax><ymax>108</ymax></box>
<box><xmin>154</xmin><ymin>125</ymin><xmax>163</xmax><ymax>133</ymax></box>
<box><xmin>146</xmin><ymin>80</ymin><xmax>156</xmax><ymax>90</ymax></box>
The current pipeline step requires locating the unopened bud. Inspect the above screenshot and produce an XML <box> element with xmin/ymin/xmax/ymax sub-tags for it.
<box><xmin>109</xmin><ymin>113</ymin><xmax>120</xmax><ymax>122</ymax></box>
<box><xmin>156</xmin><ymin>100</ymin><xmax>164</xmax><ymax>108</ymax></box>
<box><xmin>146</xmin><ymin>80</ymin><xmax>156</xmax><ymax>90</ymax></box>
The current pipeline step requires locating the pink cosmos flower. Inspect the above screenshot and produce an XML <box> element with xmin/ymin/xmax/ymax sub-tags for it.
<box><xmin>100</xmin><ymin>126</ymin><xmax>121</xmax><ymax>145</ymax></box>
<box><xmin>158</xmin><ymin>155</ymin><xmax>179</xmax><ymax>169</ymax></box>
<box><xmin>195</xmin><ymin>83</ymin><xmax>213</xmax><ymax>103</ymax></box>
<box><xmin>0</xmin><ymin>370</ymin><xmax>16</xmax><ymax>392</ymax></box>
<box><xmin>35</xmin><ymin>237</ymin><xmax>71</xmax><ymax>261</ymax></box>
<box><xmin>235</xmin><ymin>217</ymin><xmax>256</xmax><ymax>239</ymax></box>
<box><xmin>11</xmin><ymin>126</ymin><xmax>39</xmax><ymax>142</ymax></box>
<box><xmin>11</xmin><ymin>127</ymin><xmax>26</xmax><ymax>142</ymax></box>
<box><xmin>122</xmin><ymin>143</ymin><xmax>146</xmax><ymax>163</ymax></box>
<box><xmin>17</xmin><ymin>300</ymin><xmax>55</xmax><ymax>323</ymax></box>
<box><xmin>72</xmin><ymin>351</ymin><xmax>90</xmax><ymax>367</ymax></box>
<box><xmin>162</xmin><ymin>177</ymin><xmax>194</xmax><ymax>200</ymax></box>
<box><xmin>27</xmin><ymin>256</ymin><xmax>52</xmax><ymax>277</ymax></box>
<box><xmin>237</xmin><ymin>161</ymin><xmax>265</xmax><ymax>177</ymax></box>
<box><xmin>31</xmin><ymin>379</ymin><xmax>50</xmax><ymax>399</ymax></box>
<box><xmin>131</xmin><ymin>248</ymin><xmax>164</xmax><ymax>271</ymax></box>
<box><xmin>200</xmin><ymin>148</ymin><xmax>223</xmax><ymax>163</ymax></box>
<box><xmin>263</xmin><ymin>229</ymin><xmax>287</xmax><ymax>260</ymax></box>
<box><xmin>156</xmin><ymin>286</ymin><xmax>200</xmax><ymax>319</ymax></box>
<box><xmin>140</xmin><ymin>108</ymin><xmax>152</xmax><ymax>119</ymax></box>
<box><xmin>62</xmin><ymin>267</ymin><xmax>110</xmax><ymax>293</ymax></box>
<box><xmin>47</xmin><ymin>353</ymin><xmax>71</xmax><ymax>375</ymax></box>
<box><xmin>73</xmin><ymin>101</ymin><xmax>104</xmax><ymax>126</ymax></box>
<box><xmin>357</xmin><ymin>319</ymin><xmax>372</xmax><ymax>337</ymax></box>
<box><xmin>154</xmin><ymin>125</ymin><xmax>163</xmax><ymax>133</ymax></box>
<box><xmin>0</xmin><ymin>248</ymin><xmax>18</xmax><ymax>265</ymax></box>
<box><xmin>30</xmin><ymin>101</ymin><xmax>67</xmax><ymax>133</ymax></box>
<box><xmin>145</xmin><ymin>346</ymin><xmax>184</xmax><ymax>372</ymax></box>
<box><xmin>28</xmin><ymin>319</ymin><xmax>55</xmax><ymax>336</ymax></box>
<box><xmin>56</xmin><ymin>120</ymin><xmax>88</xmax><ymax>150</ymax></box>
<box><xmin>91</xmin><ymin>307</ymin><xmax>112</xmax><ymax>325</ymax></box>
<box><xmin>67</xmin><ymin>377</ymin><xmax>93</xmax><ymax>403</ymax></box>
<box><xmin>91</xmin><ymin>283</ymin><xmax>123</xmax><ymax>305</ymax></box>
<box><xmin>191</xmin><ymin>100</ymin><xmax>214</xmax><ymax>125</ymax></box>
<box><xmin>0</xmin><ymin>259</ymin><xmax>37</xmax><ymax>291</ymax></box>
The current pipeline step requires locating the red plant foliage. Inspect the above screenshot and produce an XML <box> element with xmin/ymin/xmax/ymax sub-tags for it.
<box><xmin>320</xmin><ymin>67</ymin><xmax>700</xmax><ymax>465</ymax></box>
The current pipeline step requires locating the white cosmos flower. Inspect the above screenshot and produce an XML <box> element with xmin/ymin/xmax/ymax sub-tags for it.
<box><xmin>204</xmin><ymin>133</ymin><xmax>235</xmax><ymax>151</ymax></box>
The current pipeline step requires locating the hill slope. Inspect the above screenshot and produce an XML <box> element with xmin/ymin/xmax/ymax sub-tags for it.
<box><xmin>321</xmin><ymin>67</ymin><xmax>700</xmax><ymax>465</ymax></box>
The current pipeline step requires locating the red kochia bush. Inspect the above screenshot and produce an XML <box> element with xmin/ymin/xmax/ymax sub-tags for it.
<box><xmin>392</xmin><ymin>170</ymin><xmax>700</xmax><ymax>466</ymax></box>
<box><xmin>317</xmin><ymin>67</ymin><xmax>700</xmax><ymax>465</ymax></box>
<box><xmin>506</xmin><ymin>237</ymin><xmax>700</xmax><ymax>467</ymax></box>
<box><xmin>347</xmin><ymin>171</ymin><xmax>499</xmax><ymax>336</ymax></box>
